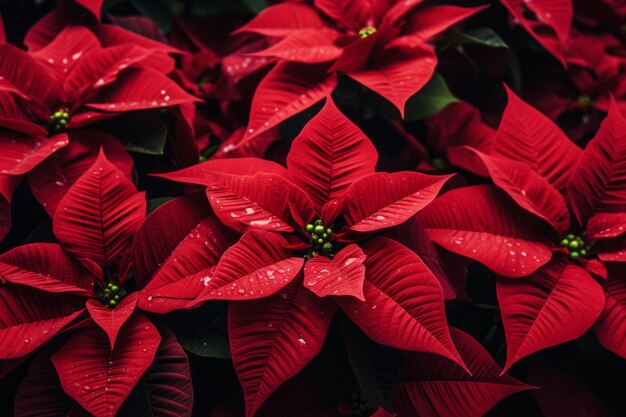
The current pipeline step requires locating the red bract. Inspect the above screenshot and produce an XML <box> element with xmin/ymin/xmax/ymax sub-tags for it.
<box><xmin>421</xmin><ymin>87</ymin><xmax>626</xmax><ymax>370</ymax></box>
<box><xmin>394</xmin><ymin>328</ymin><xmax>532</xmax><ymax>417</ymax></box>
<box><xmin>499</xmin><ymin>0</ymin><xmax>572</xmax><ymax>65</ymax></box>
<box><xmin>0</xmin><ymin>23</ymin><xmax>197</xmax><ymax>240</ymax></box>
<box><xmin>235</xmin><ymin>0</ymin><xmax>485</xmax><ymax>141</ymax></box>
<box><xmin>155</xmin><ymin>97</ymin><xmax>464</xmax><ymax>417</ymax></box>
<box><xmin>0</xmin><ymin>151</ymin><xmax>194</xmax><ymax>417</ymax></box>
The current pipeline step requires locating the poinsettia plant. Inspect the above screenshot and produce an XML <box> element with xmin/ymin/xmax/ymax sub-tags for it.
<box><xmin>2</xmin><ymin>0</ymin><xmax>626</xmax><ymax>416</ymax></box>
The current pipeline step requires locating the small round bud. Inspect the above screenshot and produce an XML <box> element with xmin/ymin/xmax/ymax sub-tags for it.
<box><xmin>107</xmin><ymin>283</ymin><xmax>114</xmax><ymax>288</ymax></box>
<box><xmin>314</xmin><ymin>225</ymin><xmax>325</xmax><ymax>234</ymax></box>
<box><xmin>108</xmin><ymin>299</ymin><xmax>117</xmax><ymax>307</ymax></box>
<box><xmin>317</xmin><ymin>238</ymin><xmax>324</xmax><ymax>245</ymax></box>
<box><xmin>114</xmin><ymin>295</ymin><xmax>120</xmax><ymax>300</ymax></box>
<box><xmin>559</xmin><ymin>239</ymin><xmax>569</xmax><ymax>247</ymax></box>
<box><xmin>322</xmin><ymin>233</ymin><xmax>328</xmax><ymax>239</ymax></box>
<box><xmin>62</xmin><ymin>112</ymin><xmax>69</xmax><ymax>119</ymax></box>
<box><xmin>570</xmin><ymin>251</ymin><xmax>580</xmax><ymax>259</ymax></box>
<box><xmin>111</xmin><ymin>285</ymin><xmax>119</xmax><ymax>292</ymax></box>
<box><xmin>306</xmin><ymin>224</ymin><xmax>314</xmax><ymax>232</ymax></box>
<box><xmin>322</xmin><ymin>242</ymin><xmax>333</xmax><ymax>252</ymax></box>
<box><xmin>567</xmin><ymin>234</ymin><xmax>575</xmax><ymax>240</ymax></box>
<box><xmin>326</xmin><ymin>228</ymin><xmax>332</xmax><ymax>234</ymax></box>
<box><xmin>54</xmin><ymin>111</ymin><xmax>63</xmax><ymax>118</ymax></box>
<box><xmin>568</xmin><ymin>240</ymin><xmax>580</xmax><ymax>249</ymax></box>
<box><xmin>103</xmin><ymin>288</ymin><xmax>111</xmax><ymax>295</ymax></box>
<box><xmin>580</xmin><ymin>249</ymin><xmax>587</xmax><ymax>256</ymax></box>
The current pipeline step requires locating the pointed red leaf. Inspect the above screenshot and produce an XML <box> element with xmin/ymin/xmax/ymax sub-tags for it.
<box><xmin>14</xmin><ymin>344</ymin><xmax>76</xmax><ymax>417</ymax></box>
<box><xmin>390</xmin><ymin>5</ymin><xmax>487</xmax><ymax>46</ymax></box>
<box><xmin>242</xmin><ymin>62</ymin><xmax>337</xmax><ymax>143</ymax></box>
<box><xmin>419</xmin><ymin>185</ymin><xmax>553</xmax><ymax>277</ymax></box>
<box><xmin>346</xmin><ymin>44</ymin><xmax>437</xmax><ymax>117</ymax></box>
<box><xmin>468</xmin><ymin>148</ymin><xmax>570</xmax><ymax>233</ymax></box>
<box><xmin>386</xmin><ymin>216</ymin><xmax>457</xmax><ymax>300</ymax></box>
<box><xmin>64</xmin><ymin>44</ymin><xmax>164</xmax><ymax>96</ymax></box>
<box><xmin>491</xmin><ymin>86</ymin><xmax>581</xmax><ymax>190</ymax></box>
<box><xmin>0</xmin><ymin>174</ymin><xmax>17</xmax><ymax>242</ymax></box>
<box><xmin>567</xmin><ymin>101</ymin><xmax>626</xmax><ymax>226</ymax></box>
<box><xmin>155</xmin><ymin>157</ymin><xmax>288</xmax><ymax>187</ymax></box>
<box><xmin>394</xmin><ymin>328</ymin><xmax>532</xmax><ymax>417</ymax></box>
<box><xmin>0</xmin><ymin>132</ymin><xmax>68</xmax><ymax>176</ymax></box>
<box><xmin>31</xmin><ymin>26</ymin><xmax>101</xmax><ymax>78</ymax></box>
<box><xmin>23</xmin><ymin>8</ymin><xmax>67</xmax><ymax>52</ymax></box>
<box><xmin>499</xmin><ymin>0</ymin><xmax>572</xmax><ymax>65</ymax></box>
<box><xmin>0</xmin><ymin>243</ymin><xmax>93</xmax><ymax>295</ymax></box>
<box><xmin>338</xmin><ymin>237</ymin><xmax>465</xmax><ymax>368</ymax></box>
<box><xmin>53</xmin><ymin>150</ymin><xmax>146</xmax><ymax>267</ymax></box>
<box><xmin>86</xmin><ymin>68</ymin><xmax>199</xmax><ymax>112</ymax></box>
<box><xmin>0</xmin><ymin>43</ymin><xmax>60</xmax><ymax>106</ymax></box>
<box><xmin>314</xmin><ymin>0</ymin><xmax>392</xmax><ymax>30</ymax></box>
<box><xmin>251</xmin><ymin>29</ymin><xmax>342</xmax><ymax>63</ymax></box>
<box><xmin>28</xmin><ymin>131</ymin><xmax>134</xmax><ymax>217</ymax></box>
<box><xmin>191</xmin><ymin>229</ymin><xmax>304</xmax><ymax>305</ymax></box>
<box><xmin>0</xmin><ymin>92</ymin><xmax>47</xmax><ymax>136</ymax></box>
<box><xmin>132</xmin><ymin>193</ymin><xmax>237</xmax><ymax>290</ymax></box>
<box><xmin>52</xmin><ymin>315</ymin><xmax>161</xmax><ymax>417</ymax></box>
<box><xmin>86</xmin><ymin>295</ymin><xmax>138</xmax><ymax>349</ymax></box>
<box><xmin>205</xmin><ymin>172</ymin><xmax>314</xmax><ymax>233</ymax></box>
<box><xmin>236</xmin><ymin>3</ymin><xmax>327</xmax><ymax>37</ymax></box>
<box><xmin>593</xmin><ymin>264</ymin><xmax>626</xmax><ymax>359</ymax></box>
<box><xmin>286</xmin><ymin>98</ymin><xmax>378</xmax><ymax>209</ymax></box>
<box><xmin>0</xmin><ymin>284</ymin><xmax>85</xmax><ymax>360</ymax></box>
<box><xmin>122</xmin><ymin>326</ymin><xmax>193</xmax><ymax>417</ymax></box>
<box><xmin>343</xmin><ymin>172</ymin><xmax>452</xmax><ymax>233</ymax></box>
<box><xmin>497</xmin><ymin>255</ymin><xmax>604</xmax><ymax>372</ymax></box>
<box><xmin>303</xmin><ymin>244</ymin><xmax>366</xmax><ymax>300</ymax></box>
<box><xmin>229</xmin><ymin>280</ymin><xmax>337</xmax><ymax>417</ymax></box>
<box><xmin>586</xmin><ymin>212</ymin><xmax>626</xmax><ymax>239</ymax></box>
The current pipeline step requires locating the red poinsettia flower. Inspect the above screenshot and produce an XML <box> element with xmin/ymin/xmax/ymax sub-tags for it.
<box><xmin>233</xmin><ymin>0</ymin><xmax>485</xmax><ymax>142</ymax></box>
<box><xmin>0</xmin><ymin>151</ymin><xmax>197</xmax><ymax>417</ymax></box>
<box><xmin>153</xmin><ymin>97</ymin><xmax>465</xmax><ymax>417</ymax></box>
<box><xmin>0</xmin><ymin>24</ymin><xmax>198</xmax><ymax>240</ymax></box>
<box><xmin>420</xmin><ymin>87</ymin><xmax>626</xmax><ymax>370</ymax></box>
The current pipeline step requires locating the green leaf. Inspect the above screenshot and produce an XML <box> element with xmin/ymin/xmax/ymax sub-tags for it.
<box><xmin>98</xmin><ymin>110</ymin><xmax>168</xmax><ymax>156</ymax></box>
<box><xmin>164</xmin><ymin>305</ymin><xmax>230</xmax><ymax>359</ymax></box>
<box><xmin>240</xmin><ymin>0</ymin><xmax>268</xmax><ymax>14</ymax></box>
<box><xmin>371</xmin><ymin>73</ymin><xmax>458</xmax><ymax>121</ymax></box>
<box><xmin>440</xmin><ymin>28</ymin><xmax>509</xmax><ymax>51</ymax></box>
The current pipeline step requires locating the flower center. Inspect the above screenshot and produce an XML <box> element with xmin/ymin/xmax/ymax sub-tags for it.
<box><xmin>358</xmin><ymin>26</ymin><xmax>377</xmax><ymax>38</ymax></box>
<box><xmin>559</xmin><ymin>234</ymin><xmax>591</xmax><ymax>260</ymax></box>
<box><xmin>99</xmin><ymin>282</ymin><xmax>127</xmax><ymax>308</ymax></box>
<box><xmin>305</xmin><ymin>219</ymin><xmax>334</xmax><ymax>257</ymax></box>
<box><xmin>49</xmin><ymin>108</ymin><xmax>71</xmax><ymax>133</ymax></box>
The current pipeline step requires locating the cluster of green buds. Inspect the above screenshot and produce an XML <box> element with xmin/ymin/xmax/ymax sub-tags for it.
<box><xmin>431</xmin><ymin>156</ymin><xmax>450</xmax><ymax>172</ymax></box>
<box><xmin>559</xmin><ymin>234</ymin><xmax>591</xmax><ymax>260</ymax></box>
<box><xmin>100</xmin><ymin>282</ymin><xmax>127</xmax><ymax>308</ymax></box>
<box><xmin>348</xmin><ymin>389</ymin><xmax>373</xmax><ymax>414</ymax></box>
<box><xmin>305</xmin><ymin>219</ymin><xmax>334</xmax><ymax>257</ymax></box>
<box><xmin>49</xmin><ymin>109</ymin><xmax>70</xmax><ymax>133</ymax></box>
<box><xmin>358</xmin><ymin>26</ymin><xmax>377</xmax><ymax>38</ymax></box>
